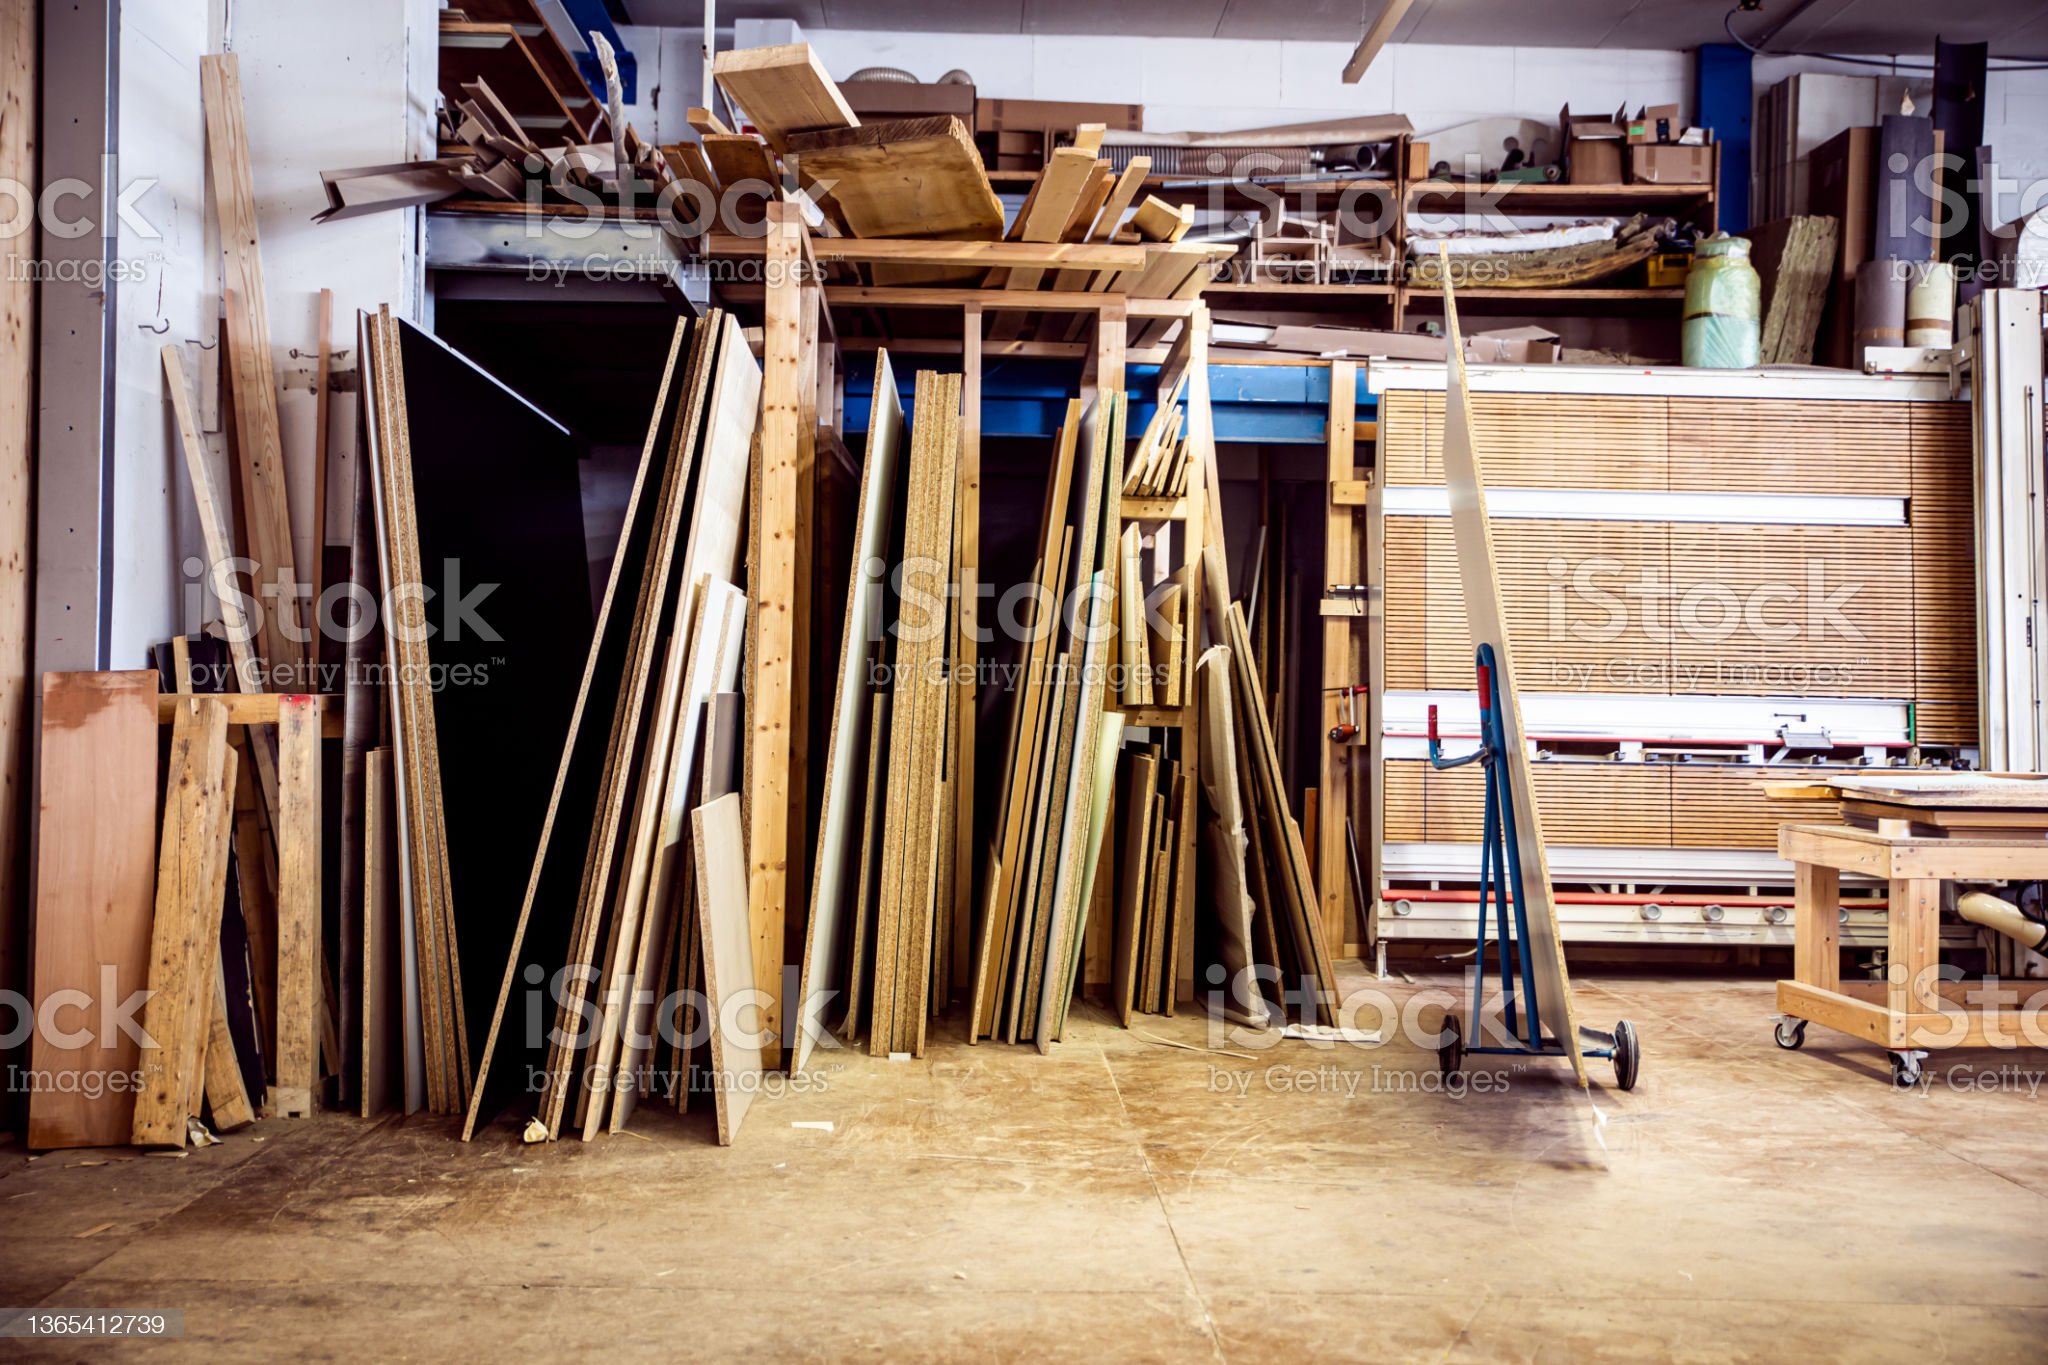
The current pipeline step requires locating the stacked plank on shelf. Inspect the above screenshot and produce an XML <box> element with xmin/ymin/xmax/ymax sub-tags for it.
<box><xmin>1119</xmin><ymin>373</ymin><xmax>1190</xmax><ymax>500</ymax></box>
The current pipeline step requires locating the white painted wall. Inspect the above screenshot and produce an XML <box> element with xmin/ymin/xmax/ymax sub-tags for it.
<box><xmin>105</xmin><ymin>0</ymin><xmax>439</xmax><ymax>670</ymax></box>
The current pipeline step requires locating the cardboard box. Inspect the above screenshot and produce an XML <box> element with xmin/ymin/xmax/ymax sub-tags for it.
<box><xmin>1559</xmin><ymin>103</ymin><xmax>1627</xmax><ymax>184</ymax></box>
<box><xmin>1629</xmin><ymin>143</ymin><xmax>1713</xmax><ymax>184</ymax></box>
<box><xmin>975</xmin><ymin>98</ymin><xmax>1143</xmax><ymax>133</ymax></box>
<box><xmin>840</xmin><ymin>80</ymin><xmax>976</xmax><ymax>126</ymax></box>
<box><xmin>1465</xmin><ymin>325</ymin><xmax>1561</xmax><ymax>364</ymax></box>
<box><xmin>1628</xmin><ymin>103</ymin><xmax>1681</xmax><ymax>144</ymax></box>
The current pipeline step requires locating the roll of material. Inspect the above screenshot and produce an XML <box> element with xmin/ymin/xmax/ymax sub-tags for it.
<box><xmin>1854</xmin><ymin>260</ymin><xmax>1907</xmax><ymax>363</ymax></box>
<box><xmin>1905</xmin><ymin>260</ymin><xmax>1956</xmax><ymax>347</ymax></box>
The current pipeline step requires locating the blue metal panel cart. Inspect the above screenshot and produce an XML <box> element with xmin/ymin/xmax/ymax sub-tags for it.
<box><xmin>1426</xmin><ymin>643</ymin><xmax>1642</xmax><ymax>1090</ymax></box>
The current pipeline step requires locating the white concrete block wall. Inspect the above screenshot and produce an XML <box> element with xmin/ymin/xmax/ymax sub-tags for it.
<box><xmin>104</xmin><ymin>0</ymin><xmax>440</xmax><ymax>670</ymax></box>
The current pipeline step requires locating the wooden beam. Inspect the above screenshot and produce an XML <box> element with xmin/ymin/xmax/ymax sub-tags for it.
<box><xmin>712</xmin><ymin>42</ymin><xmax>857</xmax><ymax>154</ymax></box>
<box><xmin>201</xmin><ymin>55</ymin><xmax>306</xmax><ymax>686</ymax></box>
<box><xmin>132</xmin><ymin>699</ymin><xmax>233</xmax><ymax>1146</ymax></box>
<box><xmin>156</xmin><ymin>691</ymin><xmax>342</xmax><ymax>734</ymax></box>
<box><xmin>0</xmin><ymin>0</ymin><xmax>32</xmax><ymax>1104</ymax></box>
<box><xmin>1342</xmin><ymin>0</ymin><xmax>1415</xmax><ymax>84</ymax></box>
<box><xmin>747</xmin><ymin>204</ymin><xmax>803</xmax><ymax>1066</ymax></box>
<box><xmin>1320</xmin><ymin>360</ymin><xmax>1358</xmax><ymax>956</ymax></box>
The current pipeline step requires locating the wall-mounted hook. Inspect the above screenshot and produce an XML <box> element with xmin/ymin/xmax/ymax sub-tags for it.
<box><xmin>138</xmin><ymin>317</ymin><xmax>170</xmax><ymax>334</ymax></box>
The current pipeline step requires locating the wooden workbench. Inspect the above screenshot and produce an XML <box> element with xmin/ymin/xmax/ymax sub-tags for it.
<box><xmin>1775</xmin><ymin>822</ymin><xmax>2048</xmax><ymax>1083</ymax></box>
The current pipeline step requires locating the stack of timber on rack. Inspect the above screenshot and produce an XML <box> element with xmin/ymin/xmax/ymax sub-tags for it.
<box><xmin>461</xmin><ymin>309</ymin><xmax>761</xmax><ymax>1143</ymax></box>
<box><xmin>971</xmin><ymin>392</ymin><xmax>1125</xmax><ymax>1048</ymax></box>
<box><xmin>1367</xmin><ymin>363</ymin><xmax>1976</xmax><ymax>953</ymax></box>
<box><xmin>805</xmin><ymin>367</ymin><xmax>966</xmax><ymax>1058</ymax></box>
<box><xmin>27</xmin><ymin>660</ymin><xmax>334</xmax><ymax>1150</ymax></box>
<box><xmin>353</xmin><ymin>309</ymin><xmax>595</xmax><ymax>1118</ymax></box>
<box><xmin>690</xmin><ymin>43</ymin><xmax>1230</xmax><ymax>348</ymax></box>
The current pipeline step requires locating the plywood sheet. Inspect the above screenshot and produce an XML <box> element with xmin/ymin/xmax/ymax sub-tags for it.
<box><xmin>693</xmin><ymin>792</ymin><xmax>759</xmax><ymax>1144</ymax></box>
<box><xmin>27</xmin><ymin>672</ymin><xmax>160</xmax><ymax>1149</ymax></box>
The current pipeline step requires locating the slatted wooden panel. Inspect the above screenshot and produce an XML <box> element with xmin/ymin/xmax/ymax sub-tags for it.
<box><xmin>1668</xmin><ymin>398</ymin><xmax>1910</xmax><ymax>494</ymax></box>
<box><xmin>1668</xmin><ymin>765</ymin><xmax>1842</xmax><ymax>848</ymax></box>
<box><xmin>1389</xmin><ymin>760</ymin><xmax>1850</xmax><ymax>852</ymax></box>
<box><xmin>1665</xmin><ymin>523</ymin><xmax>1918</xmax><ymax>702</ymax></box>
<box><xmin>1379</xmin><ymin>388</ymin><xmax>1976</xmax><ymax>721</ymax></box>
<box><xmin>1384</xmin><ymin>517</ymin><xmax>1429</xmax><ymax>690</ymax></box>
<box><xmin>1399</xmin><ymin>517</ymin><xmax>1674</xmax><ymax>694</ymax></box>
<box><xmin>1910</xmin><ymin>402</ymin><xmax>1977</xmax><ymax>744</ymax></box>
<box><xmin>1383</xmin><ymin>758</ymin><xmax>1426</xmax><ymax>841</ymax></box>
<box><xmin>1391</xmin><ymin>759</ymin><xmax>1674</xmax><ymax>847</ymax></box>
<box><xmin>1381</xmin><ymin>391</ymin><xmax>1671</xmax><ymax>489</ymax></box>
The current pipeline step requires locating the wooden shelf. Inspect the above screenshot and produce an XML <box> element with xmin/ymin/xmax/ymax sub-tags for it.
<box><xmin>1400</xmin><ymin>286</ymin><xmax>1683</xmax><ymax>310</ymax></box>
<box><xmin>1206</xmin><ymin>281</ymin><xmax>1396</xmax><ymax>298</ymax></box>
<box><xmin>1406</xmin><ymin>180</ymin><xmax>1715</xmax><ymax>213</ymax></box>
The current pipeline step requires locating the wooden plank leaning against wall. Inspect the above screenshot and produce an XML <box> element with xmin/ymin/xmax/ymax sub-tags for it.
<box><xmin>1320</xmin><ymin>363</ymin><xmax>1360</xmax><ymax>958</ymax></box>
<box><xmin>0</xmin><ymin>0</ymin><xmax>34</xmax><ymax>1128</ymax></box>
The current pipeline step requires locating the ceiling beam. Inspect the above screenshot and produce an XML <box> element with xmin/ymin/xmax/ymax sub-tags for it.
<box><xmin>1342</xmin><ymin>0</ymin><xmax>1415</xmax><ymax>84</ymax></box>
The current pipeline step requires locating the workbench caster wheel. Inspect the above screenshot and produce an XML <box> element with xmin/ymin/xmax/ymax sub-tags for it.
<box><xmin>1438</xmin><ymin>1015</ymin><xmax>1463</xmax><ymax>1077</ymax></box>
<box><xmin>1611</xmin><ymin>1020</ymin><xmax>1640</xmax><ymax>1092</ymax></box>
<box><xmin>1888</xmin><ymin>1051</ymin><xmax>1923</xmax><ymax>1090</ymax></box>
<box><xmin>1774</xmin><ymin>1018</ymin><xmax>1808</xmax><ymax>1051</ymax></box>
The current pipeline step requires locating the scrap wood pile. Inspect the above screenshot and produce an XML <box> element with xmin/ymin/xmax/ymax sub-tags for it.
<box><xmin>320</xmin><ymin>3</ymin><xmax>675</xmax><ymax>221</ymax></box>
<box><xmin>793</xmin><ymin>359</ymin><xmax>970</xmax><ymax>1067</ymax></box>
<box><xmin>462</xmin><ymin>308</ymin><xmax>764</xmax><ymax>1145</ymax></box>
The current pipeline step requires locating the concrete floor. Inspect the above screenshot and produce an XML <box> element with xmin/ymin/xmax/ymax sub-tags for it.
<box><xmin>4</xmin><ymin>968</ymin><xmax>2047</xmax><ymax>1362</ymax></box>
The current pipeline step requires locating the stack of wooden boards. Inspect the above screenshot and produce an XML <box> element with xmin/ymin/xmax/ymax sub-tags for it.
<box><xmin>793</xmin><ymin>365</ymin><xmax>967</xmax><ymax>1061</ymax></box>
<box><xmin>25</xmin><ymin>52</ymin><xmax>343</xmax><ymax>1150</ymax></box>
<box><xmin>1108</xmin><ymin>741</ymin><xmax>1190</xmax><ymax>1022</ymax></box>
<box><xmin>26</xmin><ymin>666</ymin><xmax>322</xmax><ymax>1150</ymax></box>
<box><xmin>705</xmin><ymin>42</ymin><xmax>1228</xmax><ymax>303</ymax></box>
<box><xmin>966</xmin><ymin>393</ymin><xmax>1128</xmax><ymax>1050</ymax></box>
<box><xmin>462</xmin><ymin>310</ymin><xmax>764</xmax><ymax>1145</ymax></box>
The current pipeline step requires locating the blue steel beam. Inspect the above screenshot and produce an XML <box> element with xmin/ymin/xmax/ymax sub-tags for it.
<box><xmin>840</xmin><ymin>360</ymin><xmax>1374</xmax><ymax>444</ymax></box>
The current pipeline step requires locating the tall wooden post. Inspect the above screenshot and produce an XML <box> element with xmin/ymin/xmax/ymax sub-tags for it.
<box><xmin>748</xmin><ymin>201</ymin><xmax>804</xmax><ymax>1066</ymax></box>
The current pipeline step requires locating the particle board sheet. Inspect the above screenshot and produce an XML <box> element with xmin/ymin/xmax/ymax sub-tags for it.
<box><xmin>870</xmin><ymin>370</ymin><xmax>961</xmax><ymax>1056</ymax></box>
<box><xmin>385</xmin><ymin>315</ymin><xmax>594</xmax><ymax>1120</ymax></box>
<box><xmin>26</xmin><ymin>672</ymin><xmax>160</xmax><ymax>1150</ymax></box>
<box><xmin>462</xmin><ymin>320</ymin><xmax>694</xmax><ymax>1141</ymax></box>
<box><xmin>712</xmin><ymin>43</ymin><xmax>858</xmax><ymax>155</ymax></box>
<box><xmin>795</xmin><ymin>350</ymin><xmax>905</xmax><ymax>1073</ymax></box>
<box><xmin>361</xmin><ymin>310</ymin><xmax>466</xmax><ymax>1115</ymax></box>
<box><xmin>692</xmin><ymin>792</ymin><xmax>760</xmax><ymax>1144</ymax></box>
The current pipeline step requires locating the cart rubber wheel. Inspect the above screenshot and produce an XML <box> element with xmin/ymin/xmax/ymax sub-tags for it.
<box><xmin>1611</xmin><ymin>1020</ymin><xmax>1640</xmax><ymax>1091</ymax></box>
<box><xmin>1438</xmin><ymin>1015</ymin><xmax>1463</xmax><ymax>1077</ymax></box>
<box><xmin>1888</xmin><ymin>1051</ymin><xmax>1923</xmax><ymax>1090</ymax></box>
<box><xmin>1774</xmin><ymin>1018</ymin><xmax>1807</xmax><ymax>1051</ymax></box>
